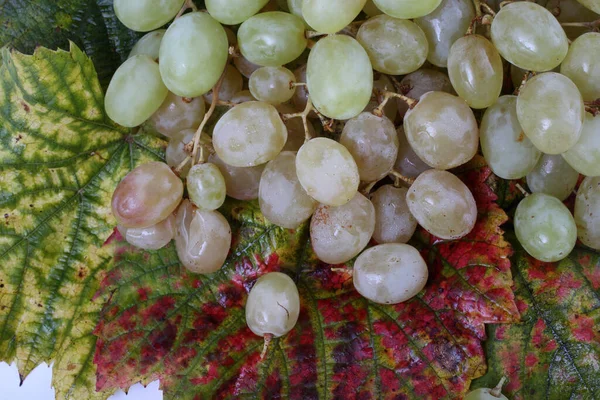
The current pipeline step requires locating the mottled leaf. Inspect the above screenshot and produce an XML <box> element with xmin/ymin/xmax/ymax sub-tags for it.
<box><xmin>0</xmin><ymin>43</ymin><xmax>165</xmax><ymax>399</ymax></box>
<box><xmin>94</xmin><ymin>156</ymin><xmax>518</xmax><ymax>399</ymax></box>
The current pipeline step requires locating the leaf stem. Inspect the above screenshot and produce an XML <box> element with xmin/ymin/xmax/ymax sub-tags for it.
<box><xmin>372</xmin><ymin>91</ymin><xmax>418</xmax><ymax>118</ymax></box>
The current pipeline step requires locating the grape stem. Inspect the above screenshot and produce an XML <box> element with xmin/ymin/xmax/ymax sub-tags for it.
<box><xmin>305</xmin><ymin>31</ymin><xmax>327</xmax><ymax>39</ymax></box>
<box><xmin>480</xmin><ymin>2</ymin><xmax>496</xmax><ymax>16</ymax></box>
<box><xmin>561</xmin><ymin>19</ymin><xmax>600</xmax><ymax>31</ymax></box>
<box><xmin>515</xmin><ymin>183</ymin><xmax>530</xmax><ymax>197</ymax></box>
<box><xmin>228</xmin><ymin>45</ymin><xmax>241</xmax><ymax>58</ymax></box>
<box><xmin>499</xmin><ymin>0</ymin><xmax>514</xmax><ymax>8</ymax></box>
<box><xmin>330</xmin><ymin>267</ymin><xmax>352</xmax><ymax>274</ymax></box>
<box><xmin>390</xmin><ymin>170</ymin><xmax>415</xmax><ymax>186</ymax></box>
<box><xmin>260</xmin><ymin>333</ymin><xmax>273</xmax><ymax>359</ymax></box>
<box><xmin>372</xmin><ymin>90</ymin><xmax>418</xmax><ymax>117</ymax></box>
<box><xmin>361</xmin><ymin>181</ymin><xmax>377</xmax><ymax>196</ymax></box>
<box><xmin>585</xmin><ymin>99</ymin><xmax>600</xmax><ymax>116</ymax></box>
<box><xmin>175</xmin><ymin>0</ymin><xmax>198</xmax><ymax>18</ymax></box>
<box><xmin>281</xmin><ymin>98</ymin><xmax>315</xmax><ymax>142</ymax></box>
<box><xmin>490</xmin><ymin>377</ymin><xmax>507</xmax><ymax>398</ymax></box>
<box><xmin>514</xmin><ymin>71</ymin><xmax>535</xmax><ymax>95</ymax></box>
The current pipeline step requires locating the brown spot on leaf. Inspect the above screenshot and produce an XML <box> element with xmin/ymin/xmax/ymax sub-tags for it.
<box><xmin>21</xmin><ymin>102</ymin><xmax>30</xmax><ymax>113</ymax></box>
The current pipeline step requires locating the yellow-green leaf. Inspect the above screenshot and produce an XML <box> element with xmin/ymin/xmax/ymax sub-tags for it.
<box><xmin>0</xmin><ymin>43</ymin><xmax>165</xmax><ymax>399</ymax></box>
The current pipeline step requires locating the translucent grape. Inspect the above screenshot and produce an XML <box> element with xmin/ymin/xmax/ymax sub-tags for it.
<box><xmin>447</xmin><ymin>34</ymin><xmax>503</xmax><ymax>109</ymax></box>
<box><xmin>259</xmin><ymin>152</ymin><xmax>318</xmax><ymax>229</ymax></box>
<box><xmin>353</xmin><ymin>243</ymin><xmax>428</xmax><ymax>304</ymax></box>
<box><xmin>526</xmin><ymin>154</ymin><xmax>579</xmax><ymax>201</ymax></box>
<box><xmin>112</xmin><ymin>162</ymin><xmax>184</xmax><ymax>229</ymax></box>
<box><xmin>149</xmin><ymin>92</ymin><xmax>205</xmax><ymax>138</ymax></box>
<box><xmin>307</xmin><ymin>35</ymin><xmax>373</xmax><ymax>120</ymax></box>
<box><xmin>113</xmin><ymin>0</ymin><xmax>184</xmax><ymax>32</ymax></box>
<box><xmin>230</xmin><ymin>90</ymin><xmax>257</xmax><ymax>104</ymax></box>
<box><xmin>406</xmin><ymin>169</ymin><xmax>477</xmax><ymax>240</ymax></box>
<box><xmin>480</xmin><ymin>96</ymin><xmax>541</xmax><ymax>180</ymax></box>
<box><xmin>165</xmin><ymin>129</ymin><xmax>195</xmax><ymax>177</ymax></box>
<box><xmin>560</xmin><ymin>32</ymin><xmax>600</xmax><ymax>101</ymax></box>
<box><xmin>356</xmin><ymin>15</ymin><xmax>428</xmax><ymax>75</ymax></box>
<box><xmin>373</xmin><ymin>0</ymin><xmax>442</xmax><ymax>19</ymax></box>
<box><xmin>205</xmin><ymin>0</ymin><xmax>269</xmax><ymax>25</ymax></box>
<box><xmin>187</xmin><ymin>163</ymin><xmax>227</xmax><ymax>211</ymax></box>
<box><xmin>393</xmin><ymin>127</ymin><xmax>431</xmax><ymax>180</ymax></box>
<box><xmin>397</xmin><ymin>69</ymin><xmax>454</xmax><ymax>118</ymax></box>
<box><xmin>514</xmin><ymin>193</ymin><xmax>577</xmax><ymax>262</ymax></box>
<box><xmin>249</xmin><ymin>67</ymin><xmax>296</xmax><ymax>105</ymax></box>
<box><xmin>296</xmin><ymin>138</ymin><xmax>360</xmax><ymax>206</ymax></box>
<box><xmin>575</xmin><ymin>176</ymin><xmax>600</xmax><ymax>250</ymax></box>
<box><xmin>118</xmin><ymin>215</ymin><xmax>175</xmax><ymax>250</ymax></box>
<box><xmin>371</xmin><ymin>185</ymin><xmax>418</xmax><ymax>244</ymax></box>
<box><xmin>547</xmin><ymin>0</ymin><xmax>600</xmax><ymax>39</ymax></box>
<box><xmin>414</xmin><ymin>0</ymin><xmax>475</xmax><ymax>67</ymax></box>
<box><xmin>310</xmin><ymin>193</ymin><xmax>375</xmax><ymax>264</ymax></box>
<box><xmin>128</xmin><ymin>30</ymin><xmax>165</xmax><ymax>61</ymax></box>
<box><xmin>159</xmin><ymin>12</ymin><xmax>229</xmax><ymax>97</ymax></box>
<box><xmin>363</xmin><ymin>0</ymin><xmax>383</xmax><ymax>16</ymax></box>
<box><xmin>277</xmin><ymin>104</ymin><xmax>315</xmax><ymax>151</ymax></box>
<box><xmin>576</xmin><ymin>0</ymin><xmax>600</xmax><ymax>13</ymax></box>
<box><xmin>563</xmin><ymin>113</ymin><xmax>600</xmax><ymax>177</ymax></box>
<box><xmin>245</xmin><ymin>272</ymin><xmax>300</xmax><ymax>337</ymax></box>
<box><xmin>175</xmin><ymin>200</ymin><xmax>232</xmax><ymax>274</ymax></box>
<box><xmin>208</xmin><ymin>153</ymin><xmax>265</xmax><ymax>200</ymax></box>
<box><xmin>339</xmin><ymin>113</ymin><xmax>399</xmax><ymax>182</ymax></box>
<box><xmin>213</xmin><ymin>101</ymin><xmax>287</xmax><ymax>167</ymax></box>
<box><xmin>237</xmin><ymin>11</ymin><xmax>307</xmax><ymax>67</ymax></box>
<box><xmin>233</xmin><ymin>54</ymin><xmax>261</xmax><ymax>79</ymax></box>
<box><xmin>203</xmin><ymin>65</ymin><xmax>243</xmax><ymax>104</ymax></box>
<box><xmin>302</xmin><ymin>0</ymin><xmax>366</xmax><ymax>34</ymax></box>
<box><xmin>491</xmin><ymin>2</ymin><xmax>568</xmax><ymax>71</ymax></box>
<box><xmin>365</xmin><ymin>74</ymin><xmax>397</xmax><ymax>121</ymax></box>
<box><xmin>516</xmin><ymin>72</ymin><xmax>584</xmax><ymax>154</ymax></box>
<box><xmin>403</xmin><ymin>91</ymin><xmax>478</xmax><ymax>170</ymax></box>
<box><xmin>105</xmin><ymin>55</ymin><xmax>168</xmax><ymax>128</ymax></box>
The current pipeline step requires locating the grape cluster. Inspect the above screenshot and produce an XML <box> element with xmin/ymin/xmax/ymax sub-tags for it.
<box><xmin>108</xmin><ymin>0</ymin><xmax>600</xmax><ymax>378</ymax></box>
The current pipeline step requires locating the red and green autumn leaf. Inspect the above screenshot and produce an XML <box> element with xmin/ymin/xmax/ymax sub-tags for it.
<box><xmin>93</xmin><ymin>156</ymin><xmax>519</xmax><ymax>399</ymax></box>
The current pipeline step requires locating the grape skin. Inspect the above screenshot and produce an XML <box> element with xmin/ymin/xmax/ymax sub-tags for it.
<box><xmin>560</xmin><ymin>32</ymin><xmax>600</xmax><ymax>102</ymax></box>
<box><xmin>114</xmin><ymin>0</ymin><xmax>184</xmax><ymax>32</ymax></box>
<box><xmin>302</xmin><ymin>0</ymin><xmax>367</xmax><ymax>34</ymax></box>
<box><xmin>373</xmin><ymin>0</ymin><xmax>443</xmax><ymax>19</ymax></box>
<box><xmin>393</xmin><ymin>127</ymin><xmax>431</xmax><ymax>180</ymax></box>
<box><xmin>208</xmin><ymin>153</ymin><xmax>265</xmax><ymax>201</ymax></box>
<box><xmin>149</xmin><ymin>92</ymin><xmax>206</xmax><ymax>138</ymax></box>
<box><xmin>562</xmin><ymin>113</ymin><xmax>600</xmax><ymax>177</ymax></box>
<box><xmin>118</xmin><ymin>215</ymin><xmax>176</xmax><ymax>251</ymax></box>
<box><xmin>128</xmin><ymin>30</ymin><xmax>165</xmax><ymax>61</ymax></box>
<box><xmin>249</xmin><ymin>66</ymin><xmax>296</xmax><ymax>105</ymax></box>
<box><xmin>575</xmin><ymin>176</ymin><xmax>600</xmax><ymax>250</ymax></box>
<box><xmin>187</xmin><ymin>163</ymin><xmax>227</xmax><ymax>211</ymax></box>
<box><xmin>205</xmin><ymin>0</ymin><xmax>270</xmax><ymax>25</ymax></box>
<box><xmin>371</xmin><ymin>185</ymin><xmax>417</xmax><ymax>244</ymax></box>
<box><xmin>526</xmin><ymin>154</ymin><xmax>579</xmax><ymax>202</ymax></box>
<box><xmin>396</xmin><ymin>69</ymin><xmax>455</xmax><ymax>118</ymax></box>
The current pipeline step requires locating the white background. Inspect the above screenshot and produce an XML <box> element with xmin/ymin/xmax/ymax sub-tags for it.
<box><xmin>0</xmin><ymin>362</ymin><xmax>162</xmax><ymax>399</ymax></box>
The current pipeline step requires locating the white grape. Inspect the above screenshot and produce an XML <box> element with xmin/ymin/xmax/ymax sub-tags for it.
<box><xmin>560</xmin><ymin>32</ymin><xmax>600</xmax><ymax>102</ymax></box>
<box><xmin>371</xmin><ymin>185</ymin><xmax>418</xmax><ymax>244</ymax></box>
<box><xmin>575</xmin><ymin>176</ymin><xmax>600</xmax><ymax>250</ymax></box>
<box><xmin>114</xmin><ymin>0</ymin><xmax>184</xmax><ymax>32</ymax></box>
<box><xmin>149</xmin><ymin>92</ymin><xmax>205</xmax><ymax>138</ymax></box>
<box><xmin>118</xmin><ymin>215</ymin><xmax>176</xmax><ymax>250</ymax></box>
<box><xmin>373</xmin><ymin>0</ymin><xmax>442</xmax><ymax>19</ymax></box>
<box><xmin>128</xmin><ymin>30</ymin><xmax>165</xmax><ymax>61</ymax></box>
<box><xmin>203</xmin><ymin>65</ymin><xmax>244</xmax><ymax>104</ymax></box>
<box><xmin>562</xmin><ymin>113</ymin><xmax>600</xmax><ymax>177</ymax></box>
<box><xmin>209</xmin><ymin>153</ymin><xmax>265</xmax><ymax>200</ymax></box>
<box><xmin>205</xmin><ymin>0</ymin><xmax>270</xmax><ymax>25</ymax></box>
<box><xmin>187</xmin><ymin>163</ymin><xmax>227</xmax><ymax>211</ymax></box>
<box><xmin>249</xmin><ymin>67</ymin><xmax>296</xmax><ymax>105</ymax></box>
<box><xmin>526</xmin><ymin>154</ymin><xmax>579</xmax><ymax>202</ymax></box>
<box><xmin>302</xmin><ymin>0</ymin><xmax>367</xmax><ymax>34</ymax></box>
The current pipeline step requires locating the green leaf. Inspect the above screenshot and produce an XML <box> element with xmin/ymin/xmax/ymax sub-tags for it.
<box><xmin>471</xmin><ymin>238</ymin><xmax>600</xmax><ymax>399</ymax></box>
<box><xmin>0</xmin><ymin>0</ymin><xmax>142</xmax><ymax>87</ymax></box>
<box><xmin>0</xmin><ymin>43</ymin><xmax>165</xmax><ymax>399</ymax></box>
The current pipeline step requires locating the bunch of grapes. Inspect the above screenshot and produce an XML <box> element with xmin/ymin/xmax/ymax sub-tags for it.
<box><xmin>108</xmin><ymin>0</ymin><xmax>600</xmax><ymax>394</ymax></box>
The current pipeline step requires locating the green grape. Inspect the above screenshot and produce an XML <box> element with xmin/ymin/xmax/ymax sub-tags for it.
<box><xmin>203</xmin><ymin>65</ymin><xmax>243</xmax><ymax>104</ymax></box>
<box><xmin>307</xmin><ymin>35</ymin><xmax>373</xmax><ymax>120</ymax></box>
<box><xmin>187</xmin><ymin>163</ymin><xmax>227</xmax><ymax>211</ymax></box>
<box><xmin>149</xmin><ymin>92</ymin><xmax>205</xmax><ymax>138</ymax></box>
<box><xmin>560</xmin><ymin>32</ymin><xmax>600</xmax><ymax>102</ymax></box>
<box><xmin>249</xmin><ymin>66</ymin><xmax>296</xmax><ymax>105</ymax></box>
<box><xmin>373</xmin><ymin>0</ymin><xmax>443</xmax><ymax>19</ymax></box>
<box><xmin>397</xmin><ymin>69</ymin><xmax>455</xmax><ymax>118</ymax></box>
<box><xmin>339</xmin><ymin>113</ymin><xmax>399</xmax><ymax>182</ymax></box>
<box><xmin>128</xmin><ymin>30</ymin><xmax>165</xmax><ymax>61</ymax></box>
<box><xmin>245</xmin><ymin>272</ymin><xmax>300</xmax><ymax>338</ymax></box>
<box><xmin>575</xmin><ymin>176</ymin><xmax>600</xmax><ymax>250</ymax></box>
<box><xmin>105</xmin><ymin>55</ymin><xmax>168</xmax><ymax>128</ymax></box>
<box><xmin>310</xmin><ymin>193</ymin><xmax>375</xmax><ymax>264</ymax></box>
<box><xmin>237</xmin><ymin>11</ymin><xmax>307</xmax><ymax>67</ymax></box>
<box><xmin>363</xmin><ymin>0</ymin><xmax>383</xmax><ymax>16</ymax></box>
<box><xmin>287</xmin><ymin>0</ymin><xmax>311</xmax><ymax>27</ymax></box>
<box><xmin>113</xmin><ymin>0</ymin><xmax>184</xmax><ymax>32</ymax></box>
<box><xmin>371</xmin><ymin>185</ymin><xmax>418</xmax><ymax>244</ymax></box>
<box><xmin>447</xmin><ymin>34</ymin><xmax>503</xmax><ymax>109</ymax></box>
<box><xmin>208</xmin><ymin>153</ymin><xmax>265</xmax><ymax>200</ymax></box>
<box><xmin>112</xmin><ymin>162</ymin><xmax>184</xmax><ymax>229</ymax></box>
<box><xmin>212</xmin><ymin>101</ymin><xmax>288</xmax><ymax>167</ymax></box>
<box><xmin>406</xmin><ymin>169</ymin><xmax>477</xmax><ymax>240</ymax></box>
<box><xmin>356</xmin><ymin>15</ymin><xmax>428</xmax><ymax>75</ymax></box>
<box><xmin>576</xmin><ymin>0</ymin><xmax>600</xmax><ymax>13</ymax></box>
<box><xmin>364</xmin><ymin>74</ymin><xmax>397</xmax><ymax>121</ymax></box>
<box><xmin>259</xmin><ymin>152</ymin><xmax>318</xmax><ymax>229</ymax></box>
<box><xmin>353</xmin><ymin>243</ymin><xmax>428</xmax><ymax>304</ymax></box>
<box><xmin>205</xmin><ymin>0</ymin><xmax>269</xmax><ymax>25</ymax></box>
<box><xmin>403</xmin><ymin>91</ymin><xmax>478</xmax><ymax>170</ymax></box>
<box><xmin>302</xmin><ymin>0</ymin><xmax>366</xmax><ymax>34</ymax></box>
<box><xmin>547</xmin><ymin>0</ymin><xmax>600</xmax><ymax>39</ymax></box>
<box><xmin>233</xmin><ymin>54</ymin><xmax>261</xmax><ymax>79</ymax></box>
<box><xmin>118</xmin><ymin>215</ymin><xmax>175</xmax><ymax>251</ymax></box>
<box><xmin>491</xmin><ymin>2</ymin><xmax>568</xmax><ymax>71</ymax></box>
<box><xmin>296</xmin><ymin>138</ymin><xmax>360</xmax><ymax>206</ymax></box>
<box><xmin>175</xmin><ymin>200</ymin><xmax>232</xmax><ymax>274</ymax></box>
<box><xmin>480</xmin><ymin>96</ymin><xmax>541</xmax><ymax>180</ymax></box>
<box><xmin>516</xmin><ymin>72</ymin><xmax>584</xmax><ymax>154</ymax></box>
<box><xmin>159</xmin><ymin>12</ymin><xmax>229</xmax><ymax>98</ymax></box>
<box><xmin>514</xmin><ymin>193</ymin><xmax>577</xmax><ymax>262</ymax></box>
<box><xmin>414</xmin><ymin>0</ymin><xmax>475</xmax><ymax>67</ymax></box>
<box><xmin>393</xmin><ymin>127</ymin><xmax>431</xmax><ymax>180</ymax></box>
<box><xmin>563</xmin><ymin>113</ymin><xmax>600</xmax><ymax>177</ymax></box>
<box><xmin>526</xmin><ymin>154</ymin><xmax>579</xmax><ymax>202</ymax></box>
